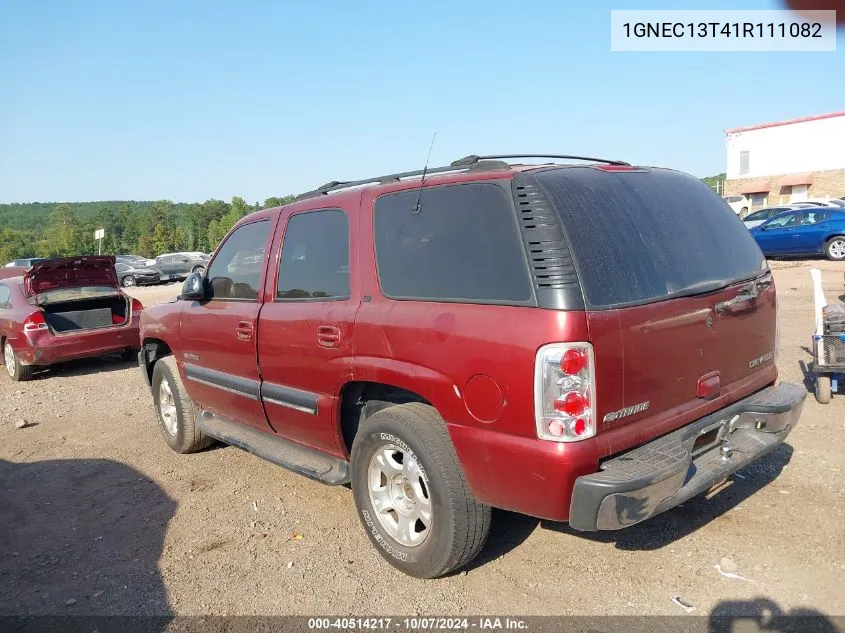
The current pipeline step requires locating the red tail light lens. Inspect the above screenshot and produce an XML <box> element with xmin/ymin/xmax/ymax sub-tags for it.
<box><xmin>23</xmin><ymin>312</ymin><xmax>48</xmax><ymax>333</ymax></box>
<box><xmin>554</xmin><ymin>391</ymin><xmax>588</xmax><ymax>416</ymax></box>
<box><xmin>131</xmin><ymin>298</ymin><xmax>143</xmax><ymax>317</ymax></box>
<box><xmin>560</xmin><ymin>349</ymin><xmax>586</xmax><ymax>375</ymax></box>
<box><xmin>535</xmin><ymin>343</ymin><xmax>595</xmax><ymax>442</ymax></box>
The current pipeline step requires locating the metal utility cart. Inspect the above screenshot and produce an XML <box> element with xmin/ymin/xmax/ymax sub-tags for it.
<box><xmin>812</xmin><ymin>302</ymin><xmax>845</xmax><ymax>403</ymax></box>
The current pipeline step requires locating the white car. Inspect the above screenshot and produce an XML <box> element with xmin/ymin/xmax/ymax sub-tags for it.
<box><xmin>722</xmin><ymin>195</ymin><xmax>749</xmax><ymax>216</ymax></box>
<box><xmin>802</xmin><ymin>198</ymin><xmax>845</xmax><ymax>208</ymax></box>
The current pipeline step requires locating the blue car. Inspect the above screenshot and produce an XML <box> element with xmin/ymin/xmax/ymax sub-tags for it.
<box><xmin>751</xmin><ymin>208</ymin><xmax>845</xmax><ymax>260</ymax></box>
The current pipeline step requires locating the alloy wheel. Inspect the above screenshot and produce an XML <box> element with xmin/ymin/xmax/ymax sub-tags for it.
<box><xmin>158</xmin><ymin>379</ymin><xmax>178</xmax><ymax>435</ymax></box>
<box><xmin>4</xmin><ymin>343</ymin><xmax>15</xmax><ymax>377</ymax></box>
<box><xmin>830</xmin><ymin>240</ymin><xmax>845</xmax><ymax>260</ymax></box>
<box><xmin>367</xmin><ymin>444</ymin><xmax>432</xmax><ymax>547</ymax></box>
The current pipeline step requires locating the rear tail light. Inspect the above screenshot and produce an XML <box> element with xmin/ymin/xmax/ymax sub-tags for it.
<box><xmin>23</xmin><ymin>312</ymin><xmax>49</xmax><ymax>333</ymax></box>
<box><xmin>534</xmin><ymin>342</ymin><xmax>596</xmax><ymax>442</ymax></box>
<box><xmin>131</xmin><ymin>298</ymin><xmax>143</xmax><ymax>317</ymax></box>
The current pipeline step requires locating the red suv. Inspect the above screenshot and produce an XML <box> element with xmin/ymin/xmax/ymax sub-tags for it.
<box><xmin>139</xmin><ymin>154</ymin><xmax>804</xmax><ymax>578</ymax></box>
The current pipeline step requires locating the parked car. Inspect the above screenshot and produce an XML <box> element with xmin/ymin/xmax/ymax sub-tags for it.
<box><xmin>743</xmin><ymin>205</ymin><xmax>802</xmax><ymax>229</ymax></box>
<box><xmin>115</xmin><ymin>261</ymin><xmax>161</xmax><ymax>287</ymax></box>
<box><xmin>751</xmin><ymin>208</ymin><xmax>845</xmax><ymax>260</ymax></box>
<box><xmin>789</xmin><ymin>200</ymin><xmax>844</xmax><ymax>208</ymax></box>
<box><xmin>139</xmin><ymin>154</ymin><xmax>804</xmax><ymax>578</ymax></box>
<box><xmin>1</xmin><ymin>256</ymin><xmax>142</xmax><ymax>381</ymax></box>
<box><xmin>723</xmin><ymin>194</ymin><xmax>749</xmax><ymax>216</ymax></box>
<box><xmin>4</xmin><ymin>258</ymin><xmax>46</xmax><ymax>269</ymax></box>
<box><xmin>806</xmin><ymin>198</ymin><xmax>845</xmax><ymax>208</ymax></box>
<box><xmin>150</xmin><ymin>253</ymin><xmax>209</xmax><ymax>282</ymax></box>
<box><xmin>116</xmin><ymin>254</ymin><xmax>148</xmax><ymax>265</ymax></box>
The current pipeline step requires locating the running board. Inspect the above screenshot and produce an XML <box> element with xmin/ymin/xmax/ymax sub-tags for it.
<box><xmin>197</xmin><ymin>411</ymin><xmax>350</xmax><ymax>485</ymax></box>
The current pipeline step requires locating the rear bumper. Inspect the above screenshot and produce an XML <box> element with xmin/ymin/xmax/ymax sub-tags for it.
<box><xmin>17</xmin><ymin>326</ymin><xmax>140</xmax><ymax>366</ymax></box>
<box><xmin>568</xmin><ymin>382</ymin><xmax>805</xmax><ymax>531</ymax></box>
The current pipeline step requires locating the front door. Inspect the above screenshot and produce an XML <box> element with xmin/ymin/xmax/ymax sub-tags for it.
<box><xmin>754</xmin><ymin>212</ymin><xmax>800</xmax><ymax>255</ymax></box>
<box><xmin>179</xmin><ymin>218</ymin><xmax>276</xmax><ymax>431</ymax></box>
<box><xmin>257</xmin><ymin>207</ymin><xmax>356</xmax><ymax>456</ymax></box>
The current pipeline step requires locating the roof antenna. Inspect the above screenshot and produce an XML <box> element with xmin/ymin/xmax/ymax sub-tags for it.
<box><xmin>412</xmin><ymin>131</ymin><xmax>437</xmax><ymax>215</ymax></box>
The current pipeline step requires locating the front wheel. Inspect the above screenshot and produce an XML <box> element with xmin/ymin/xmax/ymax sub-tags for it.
<box><xmin>740</xmin><ymin>207</ymin><xmax>749</xmax><ymax>218</ymax></box>
<box><xmin>191</xmin><ymin>266</ymin><xmax>205</xmax><ymax>275</ymax></box>
<box><xmin>3</xmin><ymin>340</ymin><xmax>34</xmax><ymax>382</ymax></box>
<box><xmin>824</xmin><ymin>237</ymin><xmax>845</xmax><ymax>261</ymax></box>
<box><xmin>350</xmin><ymin>403</ymin><xmax>491</xmax><ymax>578</ymax></box>
<box><xmin>122</xmin><ymin>275</ymin><xmax>136</xmax><ymax>287</ymax></box>
<box><xmin>151</xmin><ymin>356</ymin><xmax>213</xmax><ymax>453</ymax></box>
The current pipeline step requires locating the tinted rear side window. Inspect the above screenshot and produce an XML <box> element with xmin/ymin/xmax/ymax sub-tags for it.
<box><xmin>277</xmin><ymin>209</ymin><xmax>350</xmax><ymax>300</ymax></box>
<box><xmin>532</xmin><ymin>168</ymin><xmax>765</xmax><ymax>310</ymax></box>
<box><xmin>374</xmin><ymin>183</ymin><xmax>532</xmax><ymax>304</ymax></box>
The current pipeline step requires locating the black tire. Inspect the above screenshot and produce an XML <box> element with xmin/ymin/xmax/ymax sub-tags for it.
<box><xmin>122</xmin><ymin>275</ymin><xmax>136</xmax><ymax>288</ymax></box>
<box><xmin>740</xmin><ymin>207</ymin><xmax>748</xmax><ymax>218</ymax></box>
<box><xmin>3</xmin><ymin>340</ymin><xmax>34</xmax><ymax>382</ymax></box>
<box><xmin>151</xmin><ymin>356</ymin><xmax>213</xmax><ymax>453</ymax></box>
<box><xmin>815</xmin><ymin>375</ymin><xmax>832</xmax><ymax>404</ymax></box>
<box><xmin>350</xmin><ymin>403</ymin><xmax>491</xmax><ymax>578</ymax></box>
<box><xmin>824</xmin><ymin>236</ymin><xmax>845</xmax><ymax>261</ymax></box>
<box><xmin>191</xmin><ymin>266</ymin><xmax>205</xmax><ymax>275</ymax></box>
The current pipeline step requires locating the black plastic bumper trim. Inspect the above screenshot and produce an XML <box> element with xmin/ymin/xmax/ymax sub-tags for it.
<box><xmin>569</xmin><ymin>382</ymin><xmax>805</xmax><ymax>531</ymax></box>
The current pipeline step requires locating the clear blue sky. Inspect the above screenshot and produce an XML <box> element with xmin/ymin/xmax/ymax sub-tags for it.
<box><xmin>1</xmin><ymin>0</ymin><xmax>842</xmax><ymax>204</ymax></box>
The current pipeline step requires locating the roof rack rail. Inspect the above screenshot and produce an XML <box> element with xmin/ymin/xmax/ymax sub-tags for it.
<box><xmin>450</xmin><ymin>154</ymin><xmax>630</xmax><ymax>167</ymax></box>
<box><xmin>294</xmin><ymin>160</ymin><xmax>510</xmax><ymax>201</ymax></box>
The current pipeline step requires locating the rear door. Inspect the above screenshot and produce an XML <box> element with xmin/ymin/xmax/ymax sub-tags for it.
<box><xmin>178</xmin><ymin>219</ymin><xmax>276</xmax><ymax>431</ymax></box>
<box><xmin>256</xmin><ymin>207</ymin><xmax>356</xmax><ymax>455</ymax></box>
<box><xmin>529</xmin><ymin>167</ymin><xmax>776</xmax><ymax>440</ymax></box>
<box><xmin>790</xmin><ymin>210</ymin><xmax>832</xmax><ymax>254</ymax></box>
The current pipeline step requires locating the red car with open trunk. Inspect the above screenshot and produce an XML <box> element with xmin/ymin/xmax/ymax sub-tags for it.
<box><xmin>139</xmin><ymin>154</ymin><xmax>805</xmax><ymax>578</ymax></box>
<box><xmin>1</xmin><ymin>256</ymin><xmax>142</xmax><ymax>381</ymax></box>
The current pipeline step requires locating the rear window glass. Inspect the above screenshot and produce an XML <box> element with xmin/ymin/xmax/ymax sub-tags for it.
<box><xmin>373</xmin><ymin>183</ymin><xmax>532</xmax><ymax>304</ymax></box>
<box><xmin>533</xmin><ymin>168</ymin><xmax>766</xmax><ymax>310</ymax></box>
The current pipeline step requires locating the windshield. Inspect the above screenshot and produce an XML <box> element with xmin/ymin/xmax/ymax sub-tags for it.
<box><xmin>34</xmin><ymin>286</ymin><xmax>122</xmax><ymax>305</ymax></box>
<box><xmin>532</xmin><ymin>167</ymin><xmax>766</xmax><ymax>310</ymax></box>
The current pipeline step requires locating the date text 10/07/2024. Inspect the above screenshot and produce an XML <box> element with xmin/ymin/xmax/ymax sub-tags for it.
<box><xmin>307</xmin><ymin>618</ymin><xmax>529</xmax><ymax>630</ymax></box>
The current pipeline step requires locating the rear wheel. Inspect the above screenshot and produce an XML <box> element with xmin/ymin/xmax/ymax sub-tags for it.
<box><xmin>3</xmin><ymin>340</ymin><xmax>34</xmax><ymax>382</ymax></box>
<box><xmin>824</xmin><ymin>237</ymin><xmax>845</xmax><ymax>261</ymax></box>
<box><xmin>815</xmin><ymin>375</ymin><xmax>832</xmax><ymax>404</ymax></box>
<box><xmin>151</xmin><ymin>356</ymin><xmax>213</xmax><ymax>453</ymax></box>
<box><xmin>122</xmin><ymin>275</ymin><xmax>136</xmax><ymax>287</ymax></box>
<box><xmin>191</xmin><ymin>265</ymin><xmax>205</xmax><ymax>275</ymax></box>
<box><xmin>740</xmin><ymin>207</ymin><xmax>748</xmax><ymax>217</ymax></box>
<box><xmin>350</xmin><ymin>403</ymin><xmax>491</xmax><ymax>578</ymax></box>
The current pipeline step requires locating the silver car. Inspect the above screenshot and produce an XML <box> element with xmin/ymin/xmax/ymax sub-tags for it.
<box><xmin>743</xmin><ymin>205</ymin><xmax>804</xmax><ymax>229</ymax></box>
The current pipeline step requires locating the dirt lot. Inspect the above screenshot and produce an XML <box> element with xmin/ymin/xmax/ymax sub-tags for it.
<box><xmin>1</xmin><ymin>264</ymin><xmax>844</xmax><ymax>619</ymax></box>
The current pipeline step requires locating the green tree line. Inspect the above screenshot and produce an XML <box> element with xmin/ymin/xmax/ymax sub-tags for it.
<box><xmin>0</xmin><ymin>195</ymin><xmax>295</xmax><ymax>263</ymax></box>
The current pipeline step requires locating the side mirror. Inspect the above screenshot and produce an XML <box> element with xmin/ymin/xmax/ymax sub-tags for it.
<box><xmin>181</xmin><ymin>272</ymin><xmax>205</xmax><ymax>300</ymax></box>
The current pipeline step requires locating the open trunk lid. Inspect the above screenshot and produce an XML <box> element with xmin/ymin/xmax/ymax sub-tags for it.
<box><xmin>24</xmin><ymin>256</ymin><xmax>119</xmax><ymax>301</ymax></box>
<box><xmin>530</xmin><ymin>166</ymin><xmax>776</xmax><ymax>440</ymax></box>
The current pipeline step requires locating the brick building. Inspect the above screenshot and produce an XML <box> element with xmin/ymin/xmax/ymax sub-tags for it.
<box><xmin>723</xmin><ymin>111</ymin><xmax>845</xmax><ymax>212</ymax></box>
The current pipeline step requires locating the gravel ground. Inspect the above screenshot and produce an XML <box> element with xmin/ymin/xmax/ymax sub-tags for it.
<box><xmin>1</xmin><ymin>265</ymin><xmax>843</xmax><ymax>619</ymax></box>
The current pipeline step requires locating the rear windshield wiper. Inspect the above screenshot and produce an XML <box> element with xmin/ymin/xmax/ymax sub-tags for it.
<box><xmin>662</xmin><ymin>270</ymin><xmax>771</xmax><ymax>304</ymax></box>
<box><xmin>715</xmin><ymin>272</ymin><xmax>773</xmax><ymax>314</ymax></box>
